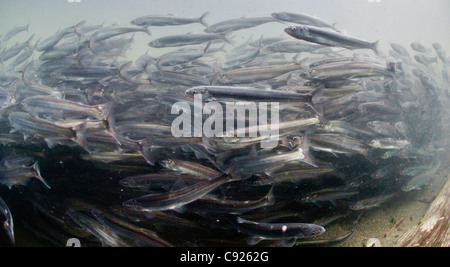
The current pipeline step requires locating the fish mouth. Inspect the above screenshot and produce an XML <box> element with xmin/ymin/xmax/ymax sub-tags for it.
<box><xmin>284</xmin><ymin>28</ymin><xmax>294</xmax><ymax>36</ymax></box>
<box><xmin>185</xmin><ymin>90</ymin><xmax>195</xmax><ymax>99</ymax></box>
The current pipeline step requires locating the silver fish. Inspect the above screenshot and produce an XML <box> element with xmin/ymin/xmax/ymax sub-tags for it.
<box><xmin>205</xmin><ymin>17</ymin><xmax>276</xmax><ymax>33</ymax></box>
<box><xmin>131</xmin><ymin>12</ymin><xmax>209</xmax><ymax>27</ymax></box>
<box><xmin>390</xmin><ymin>43</ymin><xmax>411</xmax><ymax>59</ymax></box>
<box><xmin>285</xmin><ymin>25</ymin><xmax>378</xmax><ymax>54</ymax></box>
<box><xmin>301</xmin><ymin>61</ymin><xmax>394</xmax><ymax>81</ymax></box>
<box><xmin>1</xmin><ymin>35</ymin><xmax>34</xmax><ymax>62</ymax></box>
<box><xmin>8</xmin><ymin>112</ymin><xmax>89</xmax><ymax>152</ymax></box>
<box><xmin>186</xmin><ymin>187</ymin><xmax>275</xmax><ymax>214</ymax></box>
<box><xmin>402</xmin><ymin>162</ymin><xmax>441</xmax><ymax>192</ymax></box>
<box><xmin>21</xmin><ymin>96</ymin><xmax>112</xmax><ymax>120</ymax></box>
<box><xmin>368</xmin><ymin>138</ymin><xmax>411</xmax><ymax>150</ymax></box>
<box><xmin>2</xmin><ymin>24</ymin><xmax>29</xmax><ymax>43</ymax></box>
<box><xmin>123</xmin><ymin>173</ymin><xmax>237</xmax><ymax>213</ymax></box>
<box><xmin>410</xmin><ymin>42</ymin><xmax>427</xmax><ymax>53</ymax></box>
<box><xmin>156</xmin><ymin>42</ymin><xmax>211</xmax><ymax>69</ymax></box>
<box><xmin>149</xmin><ymin>33</ymin><xmax>230</xmax><ymax>48</ymax></box>
<box><xmin>212</xmin><ymin>62</ymin><xmax>305</xmax><ymax>85</ymax></box>
<box><xmin>272</xmin><ymin>12</ymin><xmax>336</xmax><ymax>29</ymax></box>
<box><xmin>227</xmin><ymin>136</ymin><xmax>317</xmax><ymax>179</ymax></box>
<box><xmin>36</xmin><ymin>21</ymin><xmax>85</xmax><ymax>52</ymax></box>
<box><xmin>349</xmin><ymin>194</ymin><xmax>396</xmax><ymax>211</ymax></box>
<box><xmin>414</xmin><ymin>54</ymin><xmax>438</xmax><ymax>65</ymax></box>
<box><xmin>120</xmin><ymin>174</ymin><xmax>204</xmax><ymax>191</ymax></box>
<box><xmin>263</xmin><ymin>40</ymin><xmax>324</xmax><ymax>54</ymax></box>
<box><xmin>227</xmin><ymin>215</ymin><xmax>326</xmax><ymax>243</ymax></box>
<box><xmin>0</xmin><ymin>160</ymin><xmax>50</xmax><ymax>189</ymax></box>
<box><xmin>159</xmin><ymin>159</ymin><xmax>221</xmax><ymax>179</ymax></box>
<box><xmin>89</xmin><ymin>26</ymin><xmax>150</xmax><ymax>48</ymax></box>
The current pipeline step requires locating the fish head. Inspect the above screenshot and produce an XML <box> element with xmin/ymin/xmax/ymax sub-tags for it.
<box><xmin>300</xmin><ymin>69</ymin><xmax>319</xmax><ymax>80</ymax></box>
<box><xmin>185</xmin><ymin>86</ymin><xmax>212</xmax><ymax>100</ymax></box>
<box><xmin>20</xmin><ymin>101</ymin><xmax>29</xmax><ymax>111</ymax></box>
<box><xmin>122</xmin><ymin>199</ymin><xmax>143</xmax><ymax>212</ymax></box>
<box><xmin>310</xmin><ymin>225</ymin><xmax>326</xmax><ymax>236</ymax></box>
<box><xmin>148</xmin><ymin>40</ymin><xmax>161</xmax><ymax>48</ymax></box>
<box><xmin>119</xmin><ymin>178</ymin><xmax>137</xmax><ymax>188</ymax></box>
<box><xmin>356</xmin><ymin>105</ymin><xmax>368</xmax><ymax>115</ymax></box>
<box><xmin>349</xmin><ymin>202</ymin><xmax>364</xmax><ymax>211</ymax></box>
<box><xmin>285</xmin><ymin>26</ymin><xmax>309</xmax><ymax>39</ymax></box>
<box><xmin>366</xmin><ymin>122</ymin><xmax>379</xmax><ymax>132</ymax></box>
<box><xmin>368</xmin><ymin>140</ymin><xmax>381</xmax><ymax>148</ymax></box>
<box><xmin>159</xmin><ymin>159</ymin><xmax>176</xmax><ymax>169</ymax></box>
<box><xmin>401</xmin><ymin>184</ymin><xmax>414</xmax><ymax>192</ymax></box>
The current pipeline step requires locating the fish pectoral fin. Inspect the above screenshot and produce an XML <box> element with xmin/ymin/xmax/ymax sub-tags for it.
<box><xmin>277</xmin><ymin>238</ymin><xmax>297</xmax><ymax>247</ymax></box>
<box><xmin>173</xmin><ymin>206</ymin><xmax>187</xmax><ymax>214</ymax></box>
<box><xmin>170</xmin><ymin>178</ymin><xmax>190</xmax><ymax>192</ymax></box>
<box><xmin>264</xmin><ymin>165</ymin><xmax>285</xmax><ymax>177</ymax></box>
<box><xmin>45</xmin><ymin>137</ymin><xmax>60</xmax><ymax>149</ymax></box>
<box><xmin>246</xmin><ymin>236</ymin><xmax>264</xmax><ymax>246</ymax></box>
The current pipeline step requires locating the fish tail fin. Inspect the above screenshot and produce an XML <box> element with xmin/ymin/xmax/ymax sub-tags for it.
<box><xmin>372</xmin><ymin>40</ymin><xmax>380</xmax><ymax>55</ymax></box>
<box><xmin>72</xmin><ymin>122</ymin><xmax>92</xmax><ymax>154</ymax></box>
<box><xmin>308</xmin><ymin>85</ymin><xmax>325</xmax><ymax>117</ymax></box>
<box><xmin>87</xmin><ymin>34</ymin><xmax>96</xmax><ymax>53</ymax></box>
<box><xmin>103</xmin><ymin>104</ymin><xmax>121</xmax><ymax>146</ymax></box>
<box><xmin>299</xmin><ymin>135</ymin><xmax>318</xmax><ymax>168</ymax></box>
<box><xmin>203</xmin><ymin>41</ymin><xmax>212</xmax><ymax>54</ymax></box>
<box><xmin>32</xmin><ymin>161</ymin><xmax>51</xmax><ymax>189</ymax></box>
<box><xmin>199</xmin><ymin>12</ymin><xmax>210</xmax><ymax>27</ymax></box>
<box><xmin>265</xmin><ymin>185</ymin><xmax>276</xmax><ymax>205</ymax></box>
<box><xmin>73</xmin><ymin>20</ymin><xmax>86</xmax><ymax>43</ymax></box>
<box><xmin>310</xmin><ymin>85</ymin><xmax>325</xmax><ymax>103</ymax></box>
<box><xmin>308</xmin><ymin>102</ymin><xmax>324</xmax><ymax>117</ymax></box>
<box><xmin>257</xmin><ymin>35</ymin><xmax>264</xmax><ymax>50</ymax></box>
<box><xmin>139</xmin><ymin>143</ymin><xmax>156</xmax><ymax>166</ymax></box>
<box><xmin>144</xmin><ymin>24</ymin><xmax>152</xmax><ymax>36</ymax></box>
<box><xmin>97</xmin><ymin>102</ymin><xmax>113</xmax><ymax>119</ymax></box>
<box><xmin>221</xmin><ymin>31</ymin><xmax>234</xmax><ymax>46</ymax></box>
<box><xmin>217</xmin><ymin>44</ymin><xmax>227</xmax><ymax>53</ymax></box>
<box><xmin>118</xmin><ymin>61</ymin><xmax>135</xmax><ymax>83</ymax></box>
<box><xmin>155</xmin><ymin>58</ymin><xmax>164</xmax><ymax>71</ymax></box>
<box><xmin>21</xmin><ymin>60</ymin><xmax>34</xmax><ymax>87</ymax></box>
<box><xmin>25</xmin><ymin>34</ymin><xmax>35</xmax><ymax>49</ymax></box>
<box><xmin>74</xmin><ymin>20</ymin><xmax>86</xmax><ymax>31</ymax></box>
<box><xmin>294</xmin><ymin>54</ymin><xmax>309</xmax><ymax>69</ymax></box>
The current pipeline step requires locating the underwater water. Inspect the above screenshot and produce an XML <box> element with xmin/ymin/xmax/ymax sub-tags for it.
<box><xmin>0</xmin><ymin>0</ymin><xmax>449</xmax><ymax>247</ymax></box>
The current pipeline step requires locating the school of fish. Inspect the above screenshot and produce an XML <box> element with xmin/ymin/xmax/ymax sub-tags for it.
<box><xmin>0</xmin><ymin>11</ymin><xmax>449</xmax><ymax>247</ymax></box>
